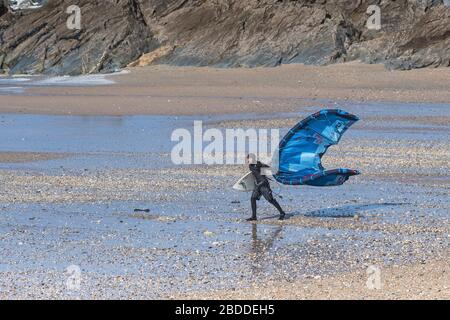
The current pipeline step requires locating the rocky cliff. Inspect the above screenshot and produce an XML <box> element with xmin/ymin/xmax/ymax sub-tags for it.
<box><xmin>0</xmin><ymin>0</ymin><xmax>449</xmax><ymax>75</ymax></box>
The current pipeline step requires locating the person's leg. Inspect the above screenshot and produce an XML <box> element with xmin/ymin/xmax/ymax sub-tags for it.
<box><xmin>248</xmin><ymin>189</ymin><xmax>260</xmax><ymax>221</ymax></box>
<box><xmin>270</xmin><ymin>198</ymin><xmax>286</xmax><ymax>220</ymax></box>
<box><xmin>262</xmin><ymin>186</ymin><xmax>286</xmax><ymax>220</ymax></box>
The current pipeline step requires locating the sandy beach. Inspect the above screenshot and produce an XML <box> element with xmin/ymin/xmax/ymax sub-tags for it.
<box><xmin>0</xmin><ymin>63</ymin><xmax>449</xmax><ymax>115</ymax></box>
<box><xmin>0</xmin><ymin>63</ymin><xmax>448</xmax><ymax>299</ymax></box>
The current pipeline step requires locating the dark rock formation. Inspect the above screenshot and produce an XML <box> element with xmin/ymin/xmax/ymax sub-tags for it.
<box><xmin>0</xmin><ymin>0</ymin><xmax>449</xmax><ymax>74</ymax></box>
<box><xmin>0</xmin><ymin>2</ymin><xmax>8</xmax><ymax>17</ymax></box>
<box><xmin>0</xmin><ymin>0</ymin><xmax>157</xmax><ymax>74</ymax></box>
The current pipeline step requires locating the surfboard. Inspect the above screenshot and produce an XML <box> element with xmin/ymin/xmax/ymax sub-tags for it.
<box><xmin>233</xmin><ymin>172</ymin><xmax>256</xmax><ymax>192</ymax></box>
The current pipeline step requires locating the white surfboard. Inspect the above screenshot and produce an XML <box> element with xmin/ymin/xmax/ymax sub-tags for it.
<box><xmin>233</xmin><ymin>172</ymin><xmax>256</xmax><ymax>192</ymax></box>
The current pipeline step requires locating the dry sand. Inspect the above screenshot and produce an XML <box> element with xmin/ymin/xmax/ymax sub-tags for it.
<box><xmin>0</xmin><ymin>62</ymin><xmax>449</xmax><ymax>115</ymax></box>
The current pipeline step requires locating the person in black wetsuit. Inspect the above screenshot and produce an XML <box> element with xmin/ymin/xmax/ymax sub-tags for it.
<box><xmin>246</xmin><ymin>154</ymin><xmax>286</xmax><ymax>221</ymax></box>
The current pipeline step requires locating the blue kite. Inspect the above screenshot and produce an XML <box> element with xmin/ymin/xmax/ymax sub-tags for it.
<box><xmin>273</xmin><ymin>109</ymin><xmax>360</xmax><ymax>187</ymax></box>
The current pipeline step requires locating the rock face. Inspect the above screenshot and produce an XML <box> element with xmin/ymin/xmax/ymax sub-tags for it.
<box><xmin>0</xmin><ymin>0</ymin><xmax>449</xmax><ymax>74</ymax></box>
<box><xmin>0</xmin><ymin>0</ymin><xmax>156</xmax><ymax>74</ymax></box>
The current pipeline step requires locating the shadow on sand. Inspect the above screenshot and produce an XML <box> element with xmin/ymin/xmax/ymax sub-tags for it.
<box><xmin>260</xmin><ymin>202</ymin><xmax>409</xmax><ymax>220</ymax></box>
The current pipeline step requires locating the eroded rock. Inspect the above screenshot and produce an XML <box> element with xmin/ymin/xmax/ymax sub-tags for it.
<box><xmin>0</xmin><ymin>0</ymin><xmax>448</xmax><ymax>74</ymax></box>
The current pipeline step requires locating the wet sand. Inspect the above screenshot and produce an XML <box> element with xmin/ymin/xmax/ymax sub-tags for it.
<box><xmin>0</xmin><ymin>64</ymin><xmax>449</xmax><ymax>299</ymax></box>
<box><xmin>0</xmin><ymin>102</ymin><xmax>449</xmax><ymax>299</ymax></box>
<box><xmin>0</xmin><ymin>63</ymin><xmax>449</xmax><ymax>115</ymax></box>
<box><xmin>0</xmin><ymin>152</ymin><xmax>67</xmax><ymax>163</ymax></box>
<box><xmin>179</xmin><ymin>256</ymin><xmax>450</xmax><ymax>300</ymax></box>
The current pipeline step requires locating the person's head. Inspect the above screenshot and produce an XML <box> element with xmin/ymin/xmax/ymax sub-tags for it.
<box><xmin>246</xmin><ymin>153</ymin><xmax>256</xmax><ymax>164</ymax></box>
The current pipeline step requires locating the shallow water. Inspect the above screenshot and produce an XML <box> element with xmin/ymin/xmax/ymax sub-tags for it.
<box><xmin>0</xmin><ymin>112</ymin><xmax>288</xmax><ymax>170</ymax></box>
<box><xmin>1</xmin><ymin>100</ymin><xmax>448</xmax><ymax>170</ymax></box>
<box><xmin>0</xmin><ymin>74</ymin><xmax>117</xmax><ymax>94</ymax></box>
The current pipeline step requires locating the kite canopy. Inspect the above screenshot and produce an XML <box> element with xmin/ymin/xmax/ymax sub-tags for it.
<box><xmin>273</xmin><ymin>109</ymin><xmax>360</xmax><ymax>186</ymax></box>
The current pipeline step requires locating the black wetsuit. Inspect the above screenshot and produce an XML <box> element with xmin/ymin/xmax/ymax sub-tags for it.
<box><xmin>248</xmin><ymin>161</ymin><xmax>285</xmax><ymax>221</ymax></box>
